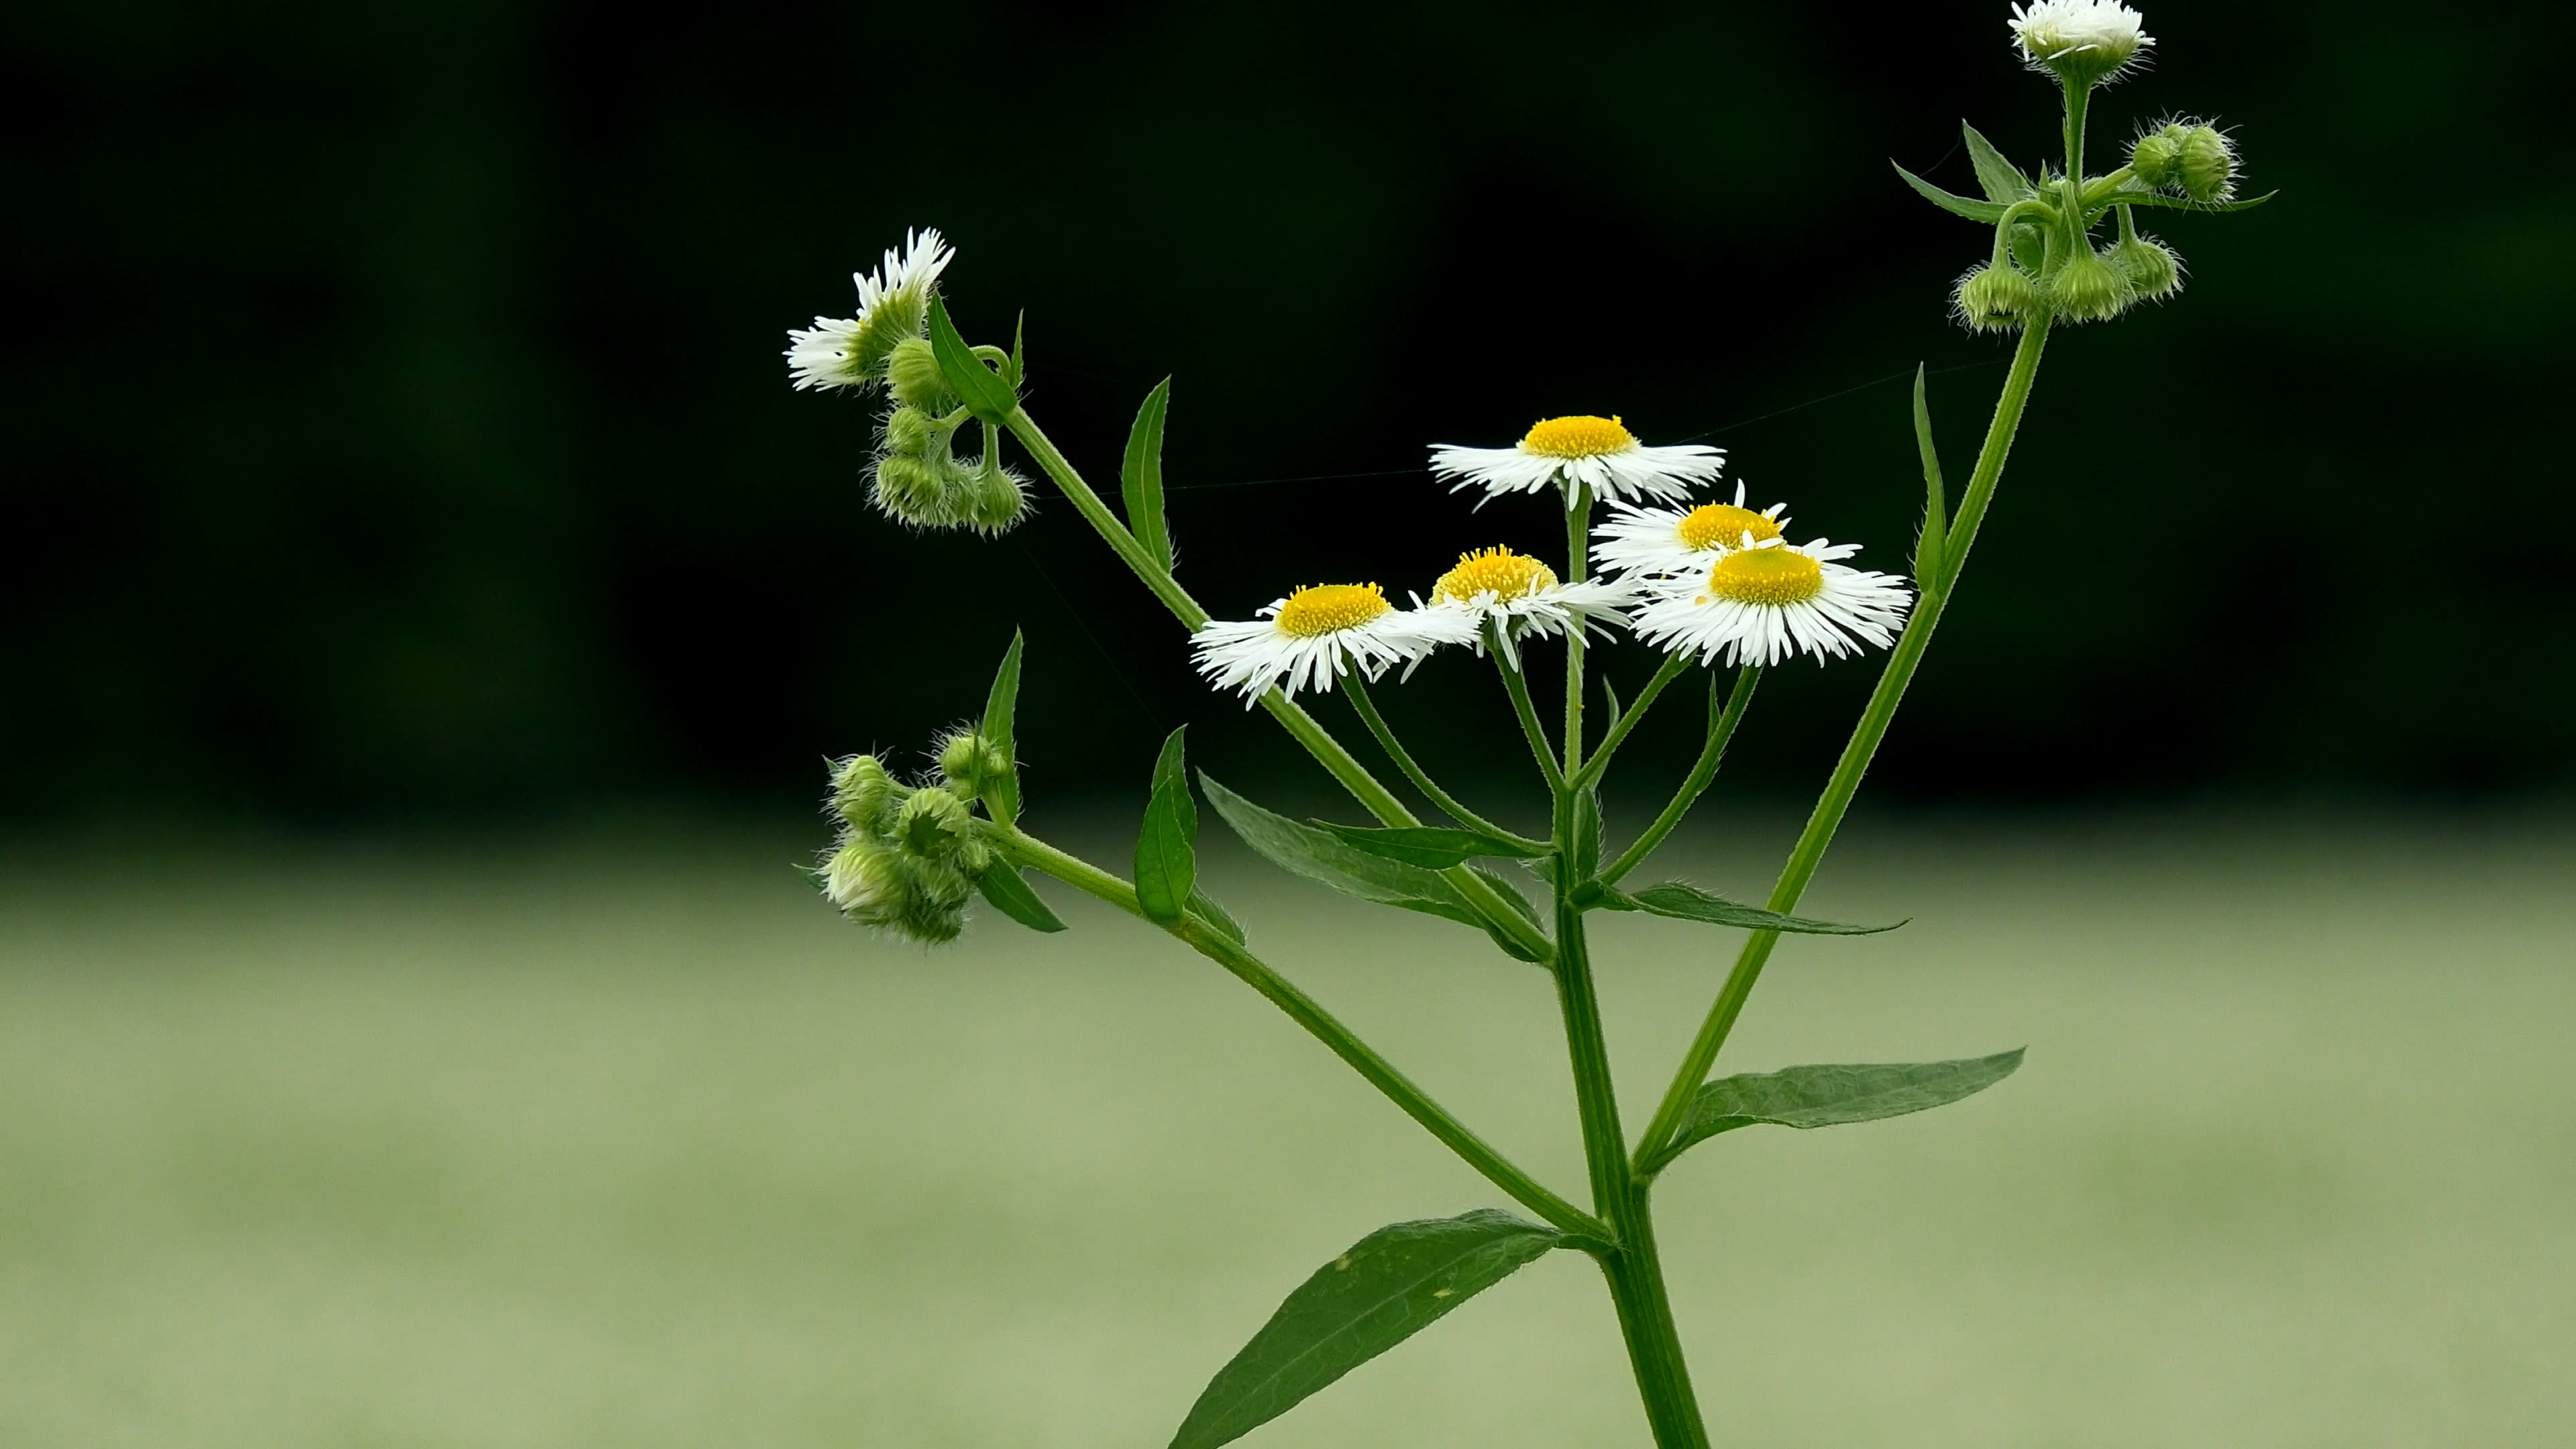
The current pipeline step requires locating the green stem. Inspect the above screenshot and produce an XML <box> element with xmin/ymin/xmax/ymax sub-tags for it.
<box><xmin>1004</xmin><ymin>407</ymin><xmax>1552</xmax><ymax>961</ymax></box>
<box><xmin>1600</xmin><ymin>667</ymin><xmax>1761</xmax><ymax>887</ymax></box>
<box><xmin>1574</xmin><ymin>653</ymin><xmax>1688</xmax><ymax>790</ymax></box>
<box><xmin>997</xmin><ymin>826</ymin><xmax>1605</xmax><ymax>1241</ymax></box>
<box><xmin>1562</xmin><ymin>487</ymin><xmax>1594</xmax><ymax>774</ymax></box>
<box><xmin>1490</xmin><ymin>621</ymin><xmax>1566</xmax><ymax>792</ymax></box>
<box><xmin>1633</xmin><ymin>315</ymin><xmax>2054</xmax><ymax>1170</ymax></box>
<box><xmin>1342</xmin><ymin>674</ymin><xmax>1544</xmax><ymax>849</ymax></box>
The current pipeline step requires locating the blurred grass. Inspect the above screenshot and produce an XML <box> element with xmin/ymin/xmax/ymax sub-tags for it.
<box><xmin>3</xmin><ymin>810</ymin><xmax>2573</xmax><ymax>1447</ymax></box>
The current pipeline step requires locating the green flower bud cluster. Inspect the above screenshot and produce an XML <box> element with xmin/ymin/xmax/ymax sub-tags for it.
<box><xmin>821</xmin><ymin>744</ymin><xmax>1006</xmax><ymax>945</ymax></box>
<box><xmin>2131</xmin><ymin>121</ymin><xmax>2239</xmax><ymax>204</ymax></box>
<box><xmin>872</xmin><ymin>382</ymin><xmax>1032</xmax><ymax>535</ymax></box>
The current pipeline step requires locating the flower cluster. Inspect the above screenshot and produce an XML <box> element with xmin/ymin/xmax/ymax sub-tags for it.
<box><xmin>786</xmin><ymin>229</ymin><xmax>1029</xmax><ymax>533</ymax></box>
<box><xmin>820</xmin><ymin>733</ymin><xmax>1010</xmax><ymax>944</ymax></box>
<box><xmin>1189</xmin><ymin>421</ymin><xmax>1913</xmax><ymax>699</ymax></box>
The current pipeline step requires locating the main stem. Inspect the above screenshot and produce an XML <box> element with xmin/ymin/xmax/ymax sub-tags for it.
<box><xmin>1635</xmin><ymin>315</ymin><xmax>2055</xmax><ymax>1168</ymax></box>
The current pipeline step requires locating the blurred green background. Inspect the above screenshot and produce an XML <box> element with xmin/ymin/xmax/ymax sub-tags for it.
<box><xmin>6</xmin><ymin>1</ymin><xmax>2572</xmax><ymax>1444</ymax></box>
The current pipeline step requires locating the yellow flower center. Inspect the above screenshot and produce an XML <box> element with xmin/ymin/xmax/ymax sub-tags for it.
<box><xmin>1432</xmin><ymin>546</ymin><xmax>1558</xmax><ymax>604</ymax></box>
<box><xmin>1274</xmin><ymin>583</ymin><xmax>1391</xmax><ymax>638</ymax></box>
<box><xmin>1703</xmin><ymin>547</ymin><xmax>1823</xmax><ymax>606</ymax></box>
<box><xmin>1676</xmin><ymin>502</ymin><xmax>1783</xmax><ymax>552</ymax></box>
<box><xmin>1519</xmin><ymin>415</ymin><xmax>1635</xmax><ymax>458</ymax></box>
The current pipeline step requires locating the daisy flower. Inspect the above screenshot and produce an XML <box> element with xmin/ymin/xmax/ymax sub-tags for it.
<box><xmin>1417</xmin><ymin>545</ymin><xmax>1631</xmax><ymax>668</ymax></box>
<box><xmin>1193</xmin><ymin>584</ymin><xmax>1476</xmax><ymax>704</ymax></box>
<box><xmin>1629</xmin><ymin>537</ymin><xmax>1913</xmax><ymax>669</ymax></box>
<box><xmin>1591</xmin><ymin>482</ymin><xmax>1792</xmax><ymax>581</ymax></box>
<box><xmin>786</xmin><ymin>227</ymin><xmax>955</xmax><ymax>392</ymax></box>
<box><xmin>1430</xmin><ymin>415</ymin><xmax>1724</xmax><ymax>506</ymax></box>
<box><xmin>2008</xmin><ymin>0</ymin><xmax>2153</xmax><ymax>84</ymax></box>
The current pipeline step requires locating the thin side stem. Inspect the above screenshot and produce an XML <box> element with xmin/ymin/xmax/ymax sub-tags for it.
<box><xmin>1562</xmin><ymin>488</ymin><xmax>1594</xmax><ymax>775</ymax></box>
<box><xmin>1574</xmin><ymin>653</ymin><xmax>1689</xmax><ymax>790</ymax></box>
<box><xmin>1634</xmin><ymin>315</ymin><xmax>2054</xmax><ymax>1169</ymax></box>
<box><xmin>1600</xmin><ymin>666</ymin><xmax>1762</xmax><ymax>886</ymax></box>
<box><xmin>1490</xmin><ymin>621</ymin><xmax>1566</xmax><ymax>792</ymax></box>
<box><xmin>1342</xmin><ymin>674</ymin><xmax>1544</xmax><ymax>849</ymax></box>
<box><xmin>997</xmin><ymin>826</ymin><xmax>1605</xmax><ymax>1240</ymax></box>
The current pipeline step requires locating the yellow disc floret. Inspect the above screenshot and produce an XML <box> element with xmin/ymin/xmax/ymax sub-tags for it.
<box><xmin>1677</xmin><ymin>502</ymin><xmax>1783</xmax><ymax>552</ymax></box>
<box><xmin>1432</xmin><ymin>546</ymin><xmax>1558</xmax><ymax>604</ymax></box>
<box><xmin>1703</xmin><ymin>547</ymin><xmax>1823</xmax><ymax>606</ymax></box>
<box><xmin>1274</xmin><ymin>582</ymin><xmax>1392</xmax><ymax>637</ymax></box>
<box><xmin>1520</xmin><ymin>415</ymin><xmax>1636</xmax><ymax>458</ymax></box>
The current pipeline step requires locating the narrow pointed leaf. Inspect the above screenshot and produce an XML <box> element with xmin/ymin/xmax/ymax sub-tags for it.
<box><xmin>1891</xmin><ymin>161</ymin><xmax>2008</xmax><ymax>223</ymax></box>
<box><xmin>2084</xmin><ymin>187</ymin><xmax>2277</xmax><ymax>219</ymax></box>
<box><xmin>1122</xmin><ymin>378</ymin><xmax>1176</xmax><ymax>570</ymax></box>
<box><xmin>979</xmin><ymin>631</ymin><xmax>1024</xmax><ymax>822</ymax></box>
<box><xmin>1200</xmin><ymin>775</ymin><xmax>1483</xmax><ymax>930</ymax></box>
<box><xmin>1618</xmin><ymin>881</ymin><xmax>1903</xmax><ymax>935</ymax></box>
<box><xmin>1169</xmin><ymin>1210</ymin><xmax>1563</xmax><ymax>1449</ymax></box>
<box><xmin>1186</xmin><ymin>885</ymin><xmax>1245</xmax><ymax>945</ymax></box>
<box><xmin>1642</xmin><ymin>1050</ymin><xmax>2025</xmax><ymax>1176</ymax></box>
<box><xmin>1570</xmin><ymin>784</ymin><xmax>1603</xmax><ymax>879</ymax></box>
<box><xmin>928</xmin><ymin>294</ymin><xmax>1018</xmax><ymax>423</ymax></box>
<box><xmin>1318</xmin><ymin>823</ymin><xmax>1548</xmax><ymax>869</ymax></box>
<box><xmin>1962</xmin><ymin>120</ymin><xmax>2035</xmax><ymax>203</ymax></box>
<box><xmin>1468</xmin><ymin>866</ymin><xmax>1549</xmax><ymax>962</ymax></box>
<box><xmin>1008</xmin><ymin>309</ymin><xmax>1025</xmax><ymax>388</ymax></box>
<box><xmin>1913</xmin><ymin>364</ymin><xmax>1947</xmax><ymax>590</ymax></box>
<box><xmin>975</xmin><ymin>865</ymin><xmax>1066</xmax><ymax>933</ymax></box>
<box><xmin>1134</xmin><ymin>727</ymin><xmax>1197</xmax><ymax>925</ymax></box>
<box><xmin>1602</xmin><ymin>676</ymin><xmax>1623</xmax><ymax>729</ymax></box>
<box><xmin>2008</xmin><ymin>221</ymin><xmax>2046</xmax><ymax>273</ymax></box>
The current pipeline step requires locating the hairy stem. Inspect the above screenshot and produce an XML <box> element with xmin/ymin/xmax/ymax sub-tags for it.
<box><xmin>1574</xmin><ymin>653</ymin><xmax>1690</xmax><ymax>790</ymax></box>
<box><xmin>1342</xmin><ymin>674</ymin><xmax>1543</xmax><ymax>848</ymax></box>
<box><xmin>1562</xmin><ymin>487</ymin><xmax>1594</xmax><ymax>773</ymax></box>
<box><xmin>1490</xmin><ymin>621</ymin><xmax>1566</xmax><ymax>792</ymax></box>
<box><xmin>1600</xmin><ymin>667</ymin><xmax>1762</xmax><ymax>886</ymax></box>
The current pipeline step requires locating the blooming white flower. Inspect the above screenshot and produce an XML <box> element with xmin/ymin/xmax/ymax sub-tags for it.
<box><xmin>1629</xmin><ymin>537</ymin><xmax>1913</xmax><ymax>668</ymax></box>
<box><xmin>787</xmin><ymin>227</ymin><xmax>955</xmax><ymax>392</ymax></box>
<box><xmin>1591</xmin><ymin>482</ymin><xmax>1793</xmax><ymax>581</ymax></box>
<box><xmin>1415</xmin><ymin>546</ymin><xmax>1633</xmax><ymax>669</ymax></box>
<box><xmin>2008</xmin><ymin>0</ymin><xmax>2153</xmax><ymax>83</ymax></box>
<box><xmin>1430</xmin><ymin>415</ymin><xmax>1724</xmax><ymax>506</ymax></box>
<box><xmin>1193</xmin><ymin>583</ymin><xmax>1476</xmax><ymax>704</ymax></box>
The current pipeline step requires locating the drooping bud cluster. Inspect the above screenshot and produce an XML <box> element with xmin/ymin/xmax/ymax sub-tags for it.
<box><xmin>820</xmin><ymin>739</ymin><xmax>1007</xmax><ymax>945</ymax></box>
<box><xmin>2132</xmin><ymin>121</ymin><xmax>2237</xmax><ymax>204</ymax></box>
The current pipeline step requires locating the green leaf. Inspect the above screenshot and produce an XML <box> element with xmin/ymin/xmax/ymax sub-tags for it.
<box><xmin>1169</xmin><ymin>1210</ymin><xmax>1563</xmax><ymax>1449</ymax></box>
<box><xmin>1008</xmin><ymin>309</ymin><xmax>1025</xmax><ymax>388</ymax></box>
<box><xmin>1570</xmin><ymin>784</ymin><xmax>1602</xmax><ymax>879</ymax></box>
<box><xmin>1962</xmin><ymin>120</ymin><xmax>2035</xmax><ymax>203</ymax></box>
<box><xmin>1890</xmin><ymin>161</ymin><xmax>2008</xmax><ymax>223</ymax></box>
<box><xmin>2008</xmin><ymin>221</ymin><xmax>2045</xmax><ymax>274</ymax></box>
<box><xmin>2085</xmin><ymin>187</ymin><xmax>2278</xmax><ymax>219</ymax></box>
<box><xmin>1468</xmin><ymin>867</ymin><xmax>1549</xmax><ymax>963</ymax></box>
<box><xmin>1602</xmin><ymin>676</ymin><xmax>1623</xmax><ymax>729</ymax></box>
<box><xmin>1913</xmin><ymin>363</ymin><xmax>1946</xmax><ymax>591</ymax></box>
<box><xmin>1318</xmin><ymin>823</ymin><xmax>1548</xmax><ymax>870</ymax></box>
<box><xmin>1615</xmin><ymin>881</ymin><xmax>1903</xmax><ymax>936</ymax></box>
<box><xmin>1200</xmin><ymin>775</ymin><xmax>1485</xmax><ymax>930</ymax></box>
<box><xmin>1187</xmin><ymin>885</ymin><xmax>1245</xmax><ymax>946</ymax></box>
<box><xmin>1122</xmin><ymin>378</ymin><xmax>1175</xmax><ymax>572</ymax></box>
<box><xmin>975</xmin><ymin>865</ymin><xmax>1066</xmax><ymax>933</ymax></box>
<box><xmin>1642</xmin><ymin>1050</ymin><xmax>2025</xmax><ymax>1176</ymax></box>
<box><xmin>979</xmin><ymin>631</ymin><xmax>1024</xmax><ymax>822</ymax></box>
<box><xmin>927</xmin><ymin>295</ymin><xmax>1019</xmax><ymax>424</ymax></box>
<box><xmin>1134</xmin><ymin>727</ymin><xmax>1197</xmax><ymax>926</ymax></box>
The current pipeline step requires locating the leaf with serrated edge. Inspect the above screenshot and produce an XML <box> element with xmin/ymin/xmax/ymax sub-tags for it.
<box><xmin>1623</xmin><ymin>881</ymin><xmax>1902</xmax><ymax>935</ymax></box>
<box><xmin>927</xmin><ymin>295</ymin><xmax>1018</xmax><ymax>423</ymax></box>
<box><xmin>1200</xmin><ymin>775</ymin><xmax>1487</xmax><ymax>930</ymax></box>
<box><xmin>1962</xmin><ymin>120</ymin><xmax>2035</xmax><ymax>203</ymax></box>
<box><xmin>1320</xmin><ymin>823</ymin><xmax>1547</xmax><ymax>869</ymax></box>
<box><xmin>975</xmin><ymin>865</ymin><xmax>1065</xmax><ymax>933</ymax></box>
<box><xmin>1168</xmin><ymin>1210</ymin><xmax>1562</xmax><ymax>1449</ymax></box>
<box><xmin>979</xmin><ymin>631</ymin><xmax>1024</xmax><ymax>821</ymax></box>
<box><xmin>1890</xmin><ymin>162</ymin><xmax>2009</xmax><ymax>223</ymax></box>
<box><xmin>1643</xmin><ymin>1051</ymin><xmax>2024</xmax><ymax>1175</ymax></box>
<box><xmin>1186</xmin><ymin>885</ymin><xmax>1244</xmax><ymax>945</ymax></box>
<box><xmin>1123</xmin><ymin>378</ymin><xmax>1175</xmax><ymax>570</ymax></box>
<box><xmin>1134</xmin><ymin>727</ymin><xmax>1196</xmax><ymax>924</ymax></box>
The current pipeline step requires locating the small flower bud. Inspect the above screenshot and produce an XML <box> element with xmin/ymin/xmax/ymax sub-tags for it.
<box><xmin>883</xmin><ymin>405</ymin><xmax>939</xmax><ymax>458</ymax></box>
<box><xmin>2130</xmin><ymin>125</ymin><xmax>2185</xmax><ymax>188</ymax></box>
<box><xmin>896</xmin><ymin>886</ymin><xmax>967</xmax><ymax>945</ymax></box>
<box><xmin>873</xmin><ymin>454</ymin><xmax>950</xmax><ymax>523</ymax></box>
<box><xmin>936</xmin><ymin>729</ymin><xmax>1012</xmax><ymax>793</ymax></box>
<box><xmin>824</xmin><ymin>840</ymin><xmax>904</xmax><ymax>919</ymax></box>
<box><xmin>1955</xmin><ymin>264</ymin><xmax>2041</xmax><ymax>332</ymax></box>
<box><xmin>961</xmin><ymin>462</ymin><xmax>1032</xmax><ymax>534</ymax></box>
<box><xmin>2108</xmin><ymin>234</ymin><xmax>2182</xmax><ymax>300</ymax></box>
<box><xmin>897</xmin><ymin>786</ymin><xmax>972</xmax><ymax>859</ymax></box>
<box><xmin>830</xmin><ymin>752</ymin><xmax>899</xmax><ymax>830</ymax></box>
<box><xmin>908</xmin><ymin>855</ymin><xmax>977</xmax><ymax>910</ymax></box>
<box><xmin>886</xmin><ymin>337</ymin><xmax>951</xmax><ymax>411</ymax></box>
<box><xmin>953</xmin><ymin>837</ymin><xmax>994</xmax><ymax>879</ymax></box>
<box><xmin>2047</xmin><ymin>249</ymin><xmax>2132</xmax><ymax>323</ymax></box>
<box><xmin>2178</xmin><ymin>125</ymin><xmax>2237</xmax><ymax>203</ymax></box>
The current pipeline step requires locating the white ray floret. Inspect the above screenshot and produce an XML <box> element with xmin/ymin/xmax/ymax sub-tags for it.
<box><xmin>2008</xmin><ymin>0</ymin><xmax>2153</xmax><ymax>80</ymax></box>
<box><xmin>1414</xmin><ymin>546</ymin><xmax>1633</xmax><ymax>669</ymax></box>
<box><xmin>1591</xmin><ymin>482</ymin><xmax>1794</xmax><ymax>581</ymax></box>
<box><xmin>1193</xmin><ymin>584</ymin><xmax>1477</xmax><ymax>704</ymax></box>
<box><xmin>1430</xmin><ymin>415</ymin><xmax>1724</xmax><ymax>506</ymax></box>
<box><xmin>1630</xmin><ymin>537</ymin><xmax>1913</xmax><ymax>669</ymax></box>
<box><xmin>786</xmin><ymin>227</ymin><xmax>955</xmax><ymax>392</ymax></box>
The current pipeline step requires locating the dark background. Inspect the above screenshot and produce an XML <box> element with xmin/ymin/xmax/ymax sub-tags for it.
<box><xmin>7</xmin><ymin>0</ymin><xmax>2567</xmax><ymax>822</ymax></box>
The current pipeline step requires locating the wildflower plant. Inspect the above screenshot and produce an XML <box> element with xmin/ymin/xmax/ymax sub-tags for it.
<box><xmin>789</xmin><ymin>5</ymin><xmax>2265</xmax><ymax>1444</ymax></box>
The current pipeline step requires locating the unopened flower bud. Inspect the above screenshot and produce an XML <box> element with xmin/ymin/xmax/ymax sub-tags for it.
<box><xmin>886</xmin><ymin>337</ymin><xmax>951</xmax><ymax>411</ymax></box>
<box><xmin>2178</xmin><ymin>125</ymin><xmax>2237</xmax><ymax>203</ymax></box>
<box><xmin>830</xmin><ymin>752</ymin><xmax>899</xmax><ymax>830</ymax></box>
<box><xmin>898</xmin><ymin>786</ymin><xmax>971</xmax><ymax>859</ymax></box>
<box><xmin>874</xmin><ymin>454</ymin><xmax>949</xmax><ymax>523</ymax></box>
<box><xmin>1955</xmin><ymin>264</ymin><xmax>2041</xmax><ymax>332</ymax></box>
<box><xmin>896</xmin><ymin>885</ymin><xmax>967</xmax><ymax>945</ymax></box>
<box><xmin>962</xmin><ymin>462</ymin><xmax>1031</xmax><ymax>534</ymax></box>
<box><xmin>937</xmin><ymin>729</ymin><xmax>1012</xmax><ymax>792</ymax></box>
<box><xmin>825</xmin><ymin>840</ymin><xmax>904</xmax><ymax>919</ymax></box>
<box><xmin>2008</xmin><ymin>0</ymin><xmax>2153</xmax><ymax>88</ymax></box>
<box><xmin>2047</xmin><ymin>249</ymin><xmax>2132</xmax><ymax>323</ymax></box>
<box><xmin>883</xmin><ymin>405</ymin><xmax>939</xmax><ymax>458</ymax></box>
<box><xmin>2109</xmin><ymin>234</ymin><xmax>2182</xmax><ymax>300</ymax></box>
<box><xmin>2130</xmin><ymin>125</ymin><xmax>2185</xmax><ymax>188</ymax></box>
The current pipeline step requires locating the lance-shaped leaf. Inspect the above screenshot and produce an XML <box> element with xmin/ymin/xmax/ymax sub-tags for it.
<box><xmin>2084</xmin><ymin>187</ymin><xmax>2278</xmax><ymax>220</ymax></box>
<box><xmin>1962</xmin><ymin>120</ymin><xmax>2035</xmax><ymax>203</ymax></box>
<box><xmin>1187</xmin><ymin>885</ymin><xmax>1246</xmax><ymax>946</ymax></box>
<box><xmin>975</xmin><ymin>865</ymin><xmax>1066</xmax><ymax>933</ymax></box>
<box><xmin>1318</xmin><ymin>823</ymin><xmax>1547</xmax><ymax>870</ymax></box>
<box><xmin>928</xmin><ymin>295</ymin><xmax>1019</xmax><ymax>423</ymax></box>
<box><xmin>1601</xmin><ymin>880</ymin><xmax>1903</xmax><ymax>935</ymax></box>
<box><xmin>1123</xmin><ymin>378</ymin><xmax>1176</xmax><ymax>571</ymax></box>
<box><xmin>1169</xmin><ymin>1209</ymin><xmax>1564</xmax><ymax>1449</ymax></box>
<box><xmin>1890</xmin><ymin>161</ymin><xmax>2009</xmax><ymax>223</ymax></box>
<box><xmin>1201</xmin><ymin>775</ymin><xmax>1486</xmax><ymax>930</ymax></box>
<box><xmin>1134</xmin><ymin>727</ymin><xmax>1197</xmax><ymax>926</ymax></box>
<box><xmin>1641</xmin><ymin>1050</ymin><xmax>2025</xmax><ymax>1176</ymax></box>
<box><xmin>979</xmin><ymin>631</ymin><xmax>1025</xmax><ymax>822</ymax></box>
<box><xmin>1913</xmin><ymin>363</ymin><xmax>1947</xmax><ymax>591</ymax></box>
<box><xmin>1468</xmin><ymin>866</ymin><xmax>1549</xmax><ymax>963</ymax></box>
<box><xmin>1570</xmin><ymin>784</ymin><xmax>1603</xmax><ymax>879</ymax></box>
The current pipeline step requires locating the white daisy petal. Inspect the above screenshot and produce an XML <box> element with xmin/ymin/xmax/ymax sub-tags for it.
<box><xmin>786</xmin><ymin>227</ymin><xmax>955</xmax><ymax>392</ymax></box>
<box><xmin>1404</xmin><ymin>546</ymin><xmax>1636</xmax><ymax>670</ymax></box>
<box><xmin>1191</xmin><ymin>584</ymin><xmax>1475</xmax><ymax>704</ymax></box>
<box><xmin>1629</xmin><ymin>537</ymin><xmax>1913</xmax><ymax>669</ymax></box>
<box><xmin>1590</xmin><ymin>481</ymin><xmax>1794</xmax><ymax>581</ymax></box>
<box><xmin>2007</xmin><ymin>0</ymin><xmax>2153</xmax><ymax>83</ymax></box>
<box><xmin>1431</xmin><ymin>415</ymin><xmax>1723</xmax><ymax>506</ymax></box>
